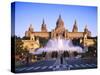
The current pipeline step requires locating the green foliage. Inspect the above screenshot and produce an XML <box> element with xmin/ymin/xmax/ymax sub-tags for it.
<box><xmin>15</xmin><ymin>37</ymin><xmax>24</xmax><ymax>55</ymax></box>
<box><xmin>15</xmin><ymin>36</ymin><xmax>31</xmax><ymax>66</ymax></box>
<box><xmin>22</xmin><ymin>36</ymin><xmax>30</xmax><ymax>40</ymax></box>
<box><xmin>38</xmin><ymin>37</ymin><xmax>49</xmax><ymax>47</ymax></box>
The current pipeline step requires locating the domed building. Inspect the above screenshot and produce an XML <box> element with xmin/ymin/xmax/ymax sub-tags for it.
<box><xmin>24</xmin><ymin>15</ymin><xmax>95</xmax><ymax>49</ymax></box>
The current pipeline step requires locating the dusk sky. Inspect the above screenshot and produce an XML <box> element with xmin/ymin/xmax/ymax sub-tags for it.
<box><xmin>13</xmin><ymin>2</ymin><xmax>97</xmax><ymax>37</ymax></box>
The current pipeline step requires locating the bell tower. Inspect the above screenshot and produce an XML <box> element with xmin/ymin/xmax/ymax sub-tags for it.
<box><xmin>72</xmin><ymin>20</ymin><xmax>78</xmax><ymax>32</ymax></box>
<box><xmin>25</xmin><ymin>24</ymin><xmax>34</xmax><ymax>37</ymax></box>
<box><xmin>28</xmin><ymin>24</ymin><xmax>34</xmax><ymax>32</ymax></box>
<box><xmin>84</xmin><ymin>25</ymin><xmax>91</xmax><ymax>37</ymax></box>
<box><xmin>41</xmin><ymin>19</ymin><xmax>47</xmax><ymax>32</ymax></box>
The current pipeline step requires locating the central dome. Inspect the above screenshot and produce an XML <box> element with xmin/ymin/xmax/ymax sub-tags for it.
<box><xmin>56</xmin><ymin>15</ymin><xmax>64</xmax><ymax>28</ymax></box>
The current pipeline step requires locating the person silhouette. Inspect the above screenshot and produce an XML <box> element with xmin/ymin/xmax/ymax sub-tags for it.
<box><xmin>60</xmin><ymin>55</ymin><xmax>63</xmax><ymax>64</ymax></box>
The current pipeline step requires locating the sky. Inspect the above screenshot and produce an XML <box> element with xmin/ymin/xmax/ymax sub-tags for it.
<box><xmin>12</xmin><ymin>2</ymin><xmax>97</xmax><ymax>37</ymax></box>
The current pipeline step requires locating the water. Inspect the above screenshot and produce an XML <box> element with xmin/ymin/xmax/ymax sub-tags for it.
<box><xmin>31</xmin><ymin>36</ymin><xmax>84</xmax><ymax>54</ymax></box>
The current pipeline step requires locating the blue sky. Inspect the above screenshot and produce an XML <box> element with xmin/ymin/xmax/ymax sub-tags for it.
<box><xmin>13</xmin><ymin>2</ymin><xmax>97</xmax><ymax>37</ymax></box>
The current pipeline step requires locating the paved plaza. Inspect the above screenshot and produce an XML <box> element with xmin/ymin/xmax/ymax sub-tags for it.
<box><xmin>15</xmin><ymin>58</ymin><xmax>97</xmax><ymax>73</ymax></box>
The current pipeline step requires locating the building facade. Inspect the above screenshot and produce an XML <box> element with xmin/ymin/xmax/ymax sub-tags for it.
<box><xmin>23</xmin><ymin>15</ymin><xmax>95</xmax><ymax>50</ymax></box>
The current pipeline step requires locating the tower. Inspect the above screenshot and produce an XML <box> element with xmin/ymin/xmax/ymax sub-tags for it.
<box><xmin>84</xmin><ymin>25</ymin><xmax>91</xmax><ymax>37</ymax></box>
<box><xmin>41</xmin><ymin>19</ymin><xmax>47</xmax><ymax>32</ymax></box>
<box><xmin>83</xmin><ymin>25</ymin><xmax>91</xmax><ymax>46</ymax></box>
<box><xmin>25</xmin><ymin>24</ymin><xmax>34</xmax><ymax>37</ymax></box>
<box><xmin>28</xmin><ymin>24</ymin><xmax>34</xmax><ymax>32</ymax></box>
<box><xmin>72</xmin><ymin>20</ymin><xmax>78</xmax><ymax>32</ymax></box>
<box><xmin>84</xmin><ymin>25</ymin><xmax>88</xmax><ymax>33</ymax></box>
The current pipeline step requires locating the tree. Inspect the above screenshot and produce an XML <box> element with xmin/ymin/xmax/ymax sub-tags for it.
<box><xmin>22</xmin><ymin>36</ymin><xmax>30</xmax><ymax>40</ymax></box>
<box><xmin>15</xmin><ymin>37</ymin><xmax>24</xmax><ymax>55</ymax></box>
<box><xmin>38</xmin><ymin>37</ymin><xmax>49</xmax><ymax>47</ymax></box>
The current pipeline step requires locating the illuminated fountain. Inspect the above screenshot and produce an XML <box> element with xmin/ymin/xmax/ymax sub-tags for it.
<box><xmin>31</xmin><ymin>35</ymin><xmax>84</xmax><ymax>57</ymax></box>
